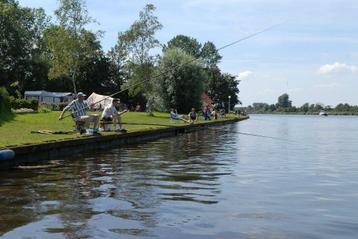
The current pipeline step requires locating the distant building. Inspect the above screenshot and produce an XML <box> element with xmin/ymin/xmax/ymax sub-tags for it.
<box><xmin>24</xmin><ymin>91</ymin><xmax>73</xmax><ymax>104</ymax></box>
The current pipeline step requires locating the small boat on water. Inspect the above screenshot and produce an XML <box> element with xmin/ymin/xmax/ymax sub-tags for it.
<box><xmin>319</xmin><ymin>111</ymin><xmax>328</xmax><ymax>116</ymax></box>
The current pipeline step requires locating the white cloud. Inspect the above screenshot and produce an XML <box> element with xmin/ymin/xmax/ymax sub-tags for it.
<box><xmin>314</xmin><ymin>83</ymin><xmax>343</xmax><ymax>89</ymax></box>
<box><xmin>237</xmin><ymin>71</ymin><xmax>253</xmax><ymax>81</ymax></box>
<box><xmin>318</xmin><ymin>62</ymin><xmax>357</xmax><ymax>75</ymax></box>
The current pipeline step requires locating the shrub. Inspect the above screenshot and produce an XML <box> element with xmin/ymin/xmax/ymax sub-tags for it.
<box><xmin>0</xmin><ymin>87</ymin><xmax>11</xmax><ymax>114</ymax></box>
<box><xmin>39</xmin><ymin>102</ymin><xmax>67</xmax><ymax>111</ymax></box>
<box><xmin>9</xmin><ymin>97</ymin><xmax>39</xmax><ymax>111</ymax></box>
<box><xmin>38</xmin><ymin>106</ymin><xmax>52</xmax><ymax>113</ymax></box>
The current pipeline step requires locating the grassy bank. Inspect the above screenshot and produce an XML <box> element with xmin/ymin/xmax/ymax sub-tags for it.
<box><xmin>0</xmin><ymin>111</ymin><xmax>247</xmax><ymax>148</ymax></box>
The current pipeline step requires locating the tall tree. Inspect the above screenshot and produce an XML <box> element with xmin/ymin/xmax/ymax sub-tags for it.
<box><xmin>106</xmin><ymin>42</ymin><xmax>129</xmax><ymax>102</ymax></box>
<box><xmin>206</xmin><ymin>67</ymin><xmax>240</xmax><ymax>110</ymax></box>
<box><xmin>165</xmin><ymin>35</ymin><xmax>202</xmax><ymax>58</ymax></box>
<box><xmin>23</xmin><ymin>8</ymin><xmax>52</xmax><ymax>91</ymax></box>
<box><xmin>45</xmin><ymin>26</ymin><xmax>77</xmax><ymax>80</ymax></box>
<box><xmin>165</xmin><ymin>37</ymin><xmax>226</xmax><ymax>103</ymax></box>
<box><xmin>54</xmin><ymin>0</ymin><xmax>93</xmax><ymax>35</ymax></box>
<box><xmin>153</xmin><ymin>48</ymin><xmax>206</xmax><ymax>113</ymax></box>
<box><xmin>165</xmin><ymin>37</ymin><xmax>221</xmax><ymax>68</ymax></box>
<box><xmin>200</xmin><ymin>41</ymin><xmax>222</xmax><ymax>68</ymax></box>
<box><xmin>107</xmin><ymin>33</ymin><xmax>128</xmax><ymax>86</ymax></box>
<box><xmin>0</xmin><ymin>1</ymin><xmax>34</xmax><ymax>91</ymax></box>
<box><xmin>46</xmin><ymin>0</ymin><xmax>99</xmax><ymax>93</ymax></box>
<box><xmin>277</xmin><ymin>93</ymin><xmax>292</xmax><ymax>108</ymax></box>
<box><xmin>115</xmin><ymin>4</ymin><xmax>162</xmax><ymax>98</ymax></box>
<box><xmin>0</xmin><ymin>0</ymin><xmax>48</xmax><ymax>94</ymax></box>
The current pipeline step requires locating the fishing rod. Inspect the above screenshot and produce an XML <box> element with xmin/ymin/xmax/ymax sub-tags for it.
<box><xmin>60</xmin><ymin>23</ymin><xmax>282</xmax><ymax>120</ymax></box>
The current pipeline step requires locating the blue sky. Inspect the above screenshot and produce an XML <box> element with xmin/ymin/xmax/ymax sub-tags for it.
<box><xmin>18</xmin><ymin>0</ymin><xmax>358</xmax><ymax>106</ymax></box>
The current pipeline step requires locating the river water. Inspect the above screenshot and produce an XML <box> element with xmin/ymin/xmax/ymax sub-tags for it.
<box><xmin>1</xmin><ymin>115</ymin><xmax>358</xmax><ymax>239</ymax></box>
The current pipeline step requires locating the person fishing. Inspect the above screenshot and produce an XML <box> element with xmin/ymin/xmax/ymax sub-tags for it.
<box><xmin>58</xmin><ymin>92</ymin><xmax>99</xmax><ymax>133</ymax></box>
<box><xmin>101</xmin><ymin>98</ymin><xmax>128</xmax><ymax>132</ymax></box>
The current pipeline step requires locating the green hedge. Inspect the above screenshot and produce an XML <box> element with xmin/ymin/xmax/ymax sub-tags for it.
<box><xmin>9</xmin><ymin>96</ymin><xmax>39</xmax><ymax>111</ymax></box>
<box><xmin>0</xmin><ymin>87</ymin><xmax>11</xmax><ymax>114</ymax></box>
<box><xmin>39</xmin><ymin>102</ymin><xmax>67</xmax><ymax>111</ymax></box>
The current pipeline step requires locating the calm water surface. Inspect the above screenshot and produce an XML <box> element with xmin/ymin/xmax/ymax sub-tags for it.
<box><xmin>1</xmin><ymin>115</ymin><xmax>358</xmax><ymax>238</ymax></box>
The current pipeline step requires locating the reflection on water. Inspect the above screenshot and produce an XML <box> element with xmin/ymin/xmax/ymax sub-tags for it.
<box><xmin>1</xmin><ymin>115</ymin><xmax>358</xmax><ymax>238</ymax></box>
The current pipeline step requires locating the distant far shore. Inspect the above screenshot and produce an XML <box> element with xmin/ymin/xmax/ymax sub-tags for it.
<box><xmin>239</xmin><ymin>94</ymin><xmax>358</xmax><ymax>117</ymax></box>
<box><xmin>247</xmin><ymin>112</ymin><xmax>358</xmax><ymax>116</ymax></box>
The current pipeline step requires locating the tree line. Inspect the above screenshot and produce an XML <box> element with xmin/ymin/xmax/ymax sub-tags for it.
<box><xmin>0</xmin><ymin>0</ymin><xmax>240</xmax><ymax>113</ymax></box>
<box><xmin>242</xmin><ymin>93</ymin><xmax>358</xmax><ymax>115</ymax></box>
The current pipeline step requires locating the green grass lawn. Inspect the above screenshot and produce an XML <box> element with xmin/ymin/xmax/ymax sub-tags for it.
<box><xmin>0</xmin><ymin>111</ymin><xmax>247</xmax><ymax>148</ymax></box>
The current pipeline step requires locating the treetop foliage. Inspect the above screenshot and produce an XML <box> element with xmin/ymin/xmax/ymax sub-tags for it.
<box><xmin>1</xmin><ymin>0</ymin><xmax>240</xmax><ymax>112</ymax></box>
<box><xmin>54</xmin><ymin>0</ymin><xmax>93</xmax><ymax>34</ymax></box>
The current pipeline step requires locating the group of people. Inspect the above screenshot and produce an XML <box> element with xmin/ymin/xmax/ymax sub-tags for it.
<box><xmin>170</xmin><ymin>106</ymin><xmax>220</xmax><ymax>124</ymax></box>
<box><xmin>170</xmin><ymin>108</ymin><xmax>197</xmax><ymax>123</ymax></box>
<box><xmin>59</xmin><ymin>91</ymin><xmax>224</xmax><ymax>134</ymax></box>
<box><xmin>58</xmin><ymin>92</ymin><xmax>127</xmax><ymax>134</ymax></box>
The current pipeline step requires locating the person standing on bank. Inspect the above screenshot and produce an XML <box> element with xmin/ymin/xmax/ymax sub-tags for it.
<box><xmin>203</xmin><ymin>106</ymin><xmax>211</xmax><ymax>120</ymax></box>
<box><xmin>58</xmin><ymin>92</ymin><xmax>99</xmax><ymax>132</ymax></box>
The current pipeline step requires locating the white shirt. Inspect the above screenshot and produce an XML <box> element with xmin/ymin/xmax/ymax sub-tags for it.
<box><xmin>102</xmin><ymin>104</ymin><xmax>118</xmax><ymax>118</ymax></box>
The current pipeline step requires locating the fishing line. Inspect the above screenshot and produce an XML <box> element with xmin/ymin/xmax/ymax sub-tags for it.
<box><xmin>216</xmin><ymin>23</ymin><xmax>282</xmax><ymax>52</ymax></box>
<box><xmin>60</xmin><ymin>23</ymin><xmax>282</xmax><ymax>120</ymax></box>
<box><xmin>235</xmin><ymin>131</ymin><xmax>294</xmax><ymax>142</ymax></box>
<box><xmin>226</xmin><ymin>128</ymin><xmax>318</xmax><ymax>151</ymax></box>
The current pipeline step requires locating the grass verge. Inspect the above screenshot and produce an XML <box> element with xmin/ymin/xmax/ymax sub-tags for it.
<box><xmin>0</xmin><ymin>111</ymin><xmax>247</xmax><ymax>148</ymax></box>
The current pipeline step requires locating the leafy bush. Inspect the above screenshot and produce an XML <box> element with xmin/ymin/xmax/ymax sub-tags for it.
<box><xmin>0</xmin><ymin>87</ymin><xmax>11</xmax><ymax>114</ymax></box>
<box><xmin>39</xmin><ymin>102</ymin><xmax>67</xmax><ymax>111</ymax></box>
<box><xmin>38</xmin><ymin>105</ymin><xmax>52</xmax><ymax>113</ymax></box>
<box><xmin>9</xmin><ymin>97</ymin><xmax>39</xmax><ymax>111</ymax></box>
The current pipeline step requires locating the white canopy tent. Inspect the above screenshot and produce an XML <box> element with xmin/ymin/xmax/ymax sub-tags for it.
<box><xmin>86</xmin><ymin>92</ymin><xmax>113</xmax><ymax>110</ymax></box>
